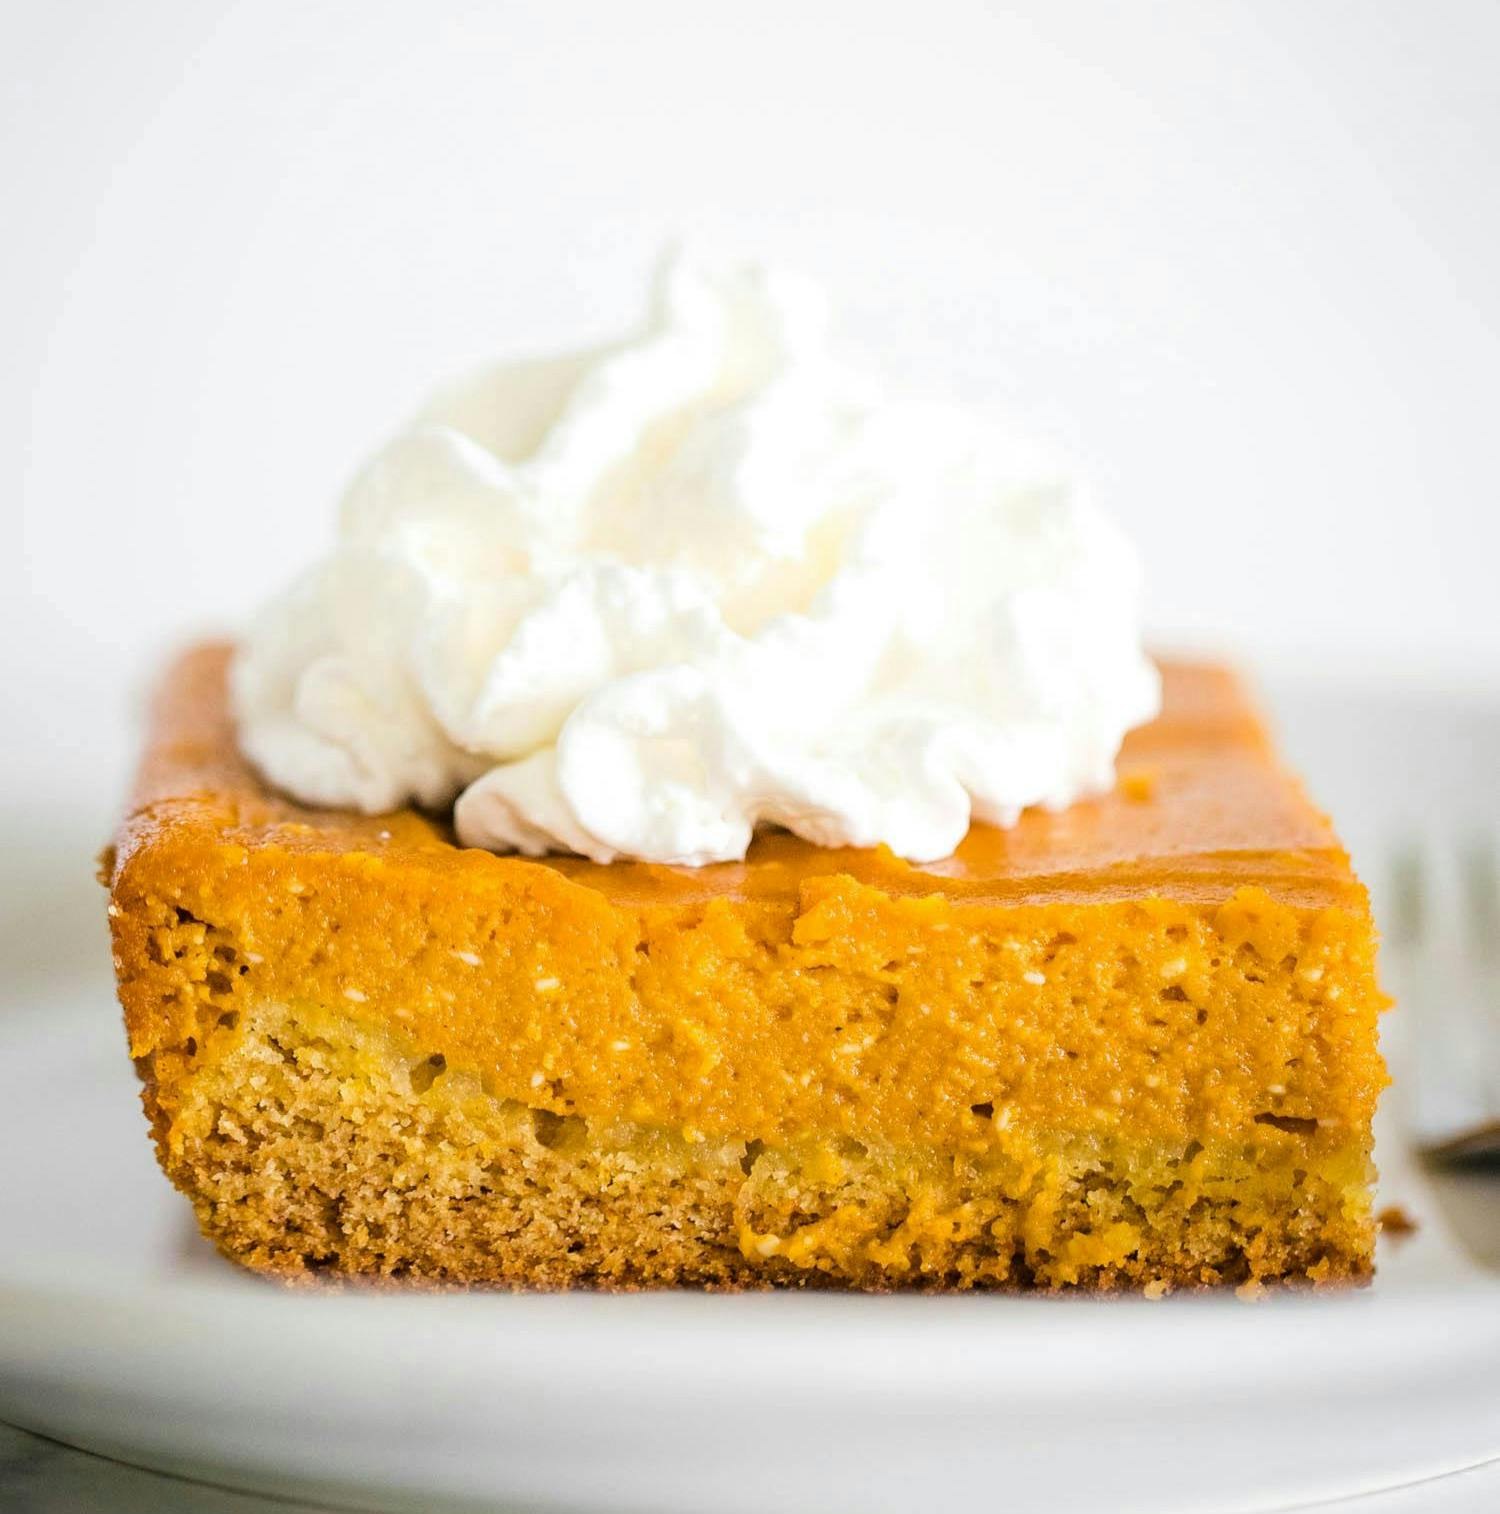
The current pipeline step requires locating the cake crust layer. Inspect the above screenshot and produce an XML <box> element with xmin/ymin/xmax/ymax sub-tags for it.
<box><xmin>142</xmin><ymin>997</ymin><xmax>1375</xmax><ymax>1292</ymax></box>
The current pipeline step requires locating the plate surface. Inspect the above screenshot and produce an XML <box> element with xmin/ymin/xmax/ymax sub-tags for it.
<box><xmin>2</xmin><ymin>679</ymin><xmax>1498</xmax><ymax>1514</ymax></box>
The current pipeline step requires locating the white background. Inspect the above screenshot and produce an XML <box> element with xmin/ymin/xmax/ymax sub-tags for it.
<box><xmin>4</xmin><ymin>14</ymin><xmax>1499</xmax><ymax>1507</ymax></box>
<box><xmin>5</xmin><ymin>0</ymin><xmax>1500</xmax><ymax>797</ymax></box>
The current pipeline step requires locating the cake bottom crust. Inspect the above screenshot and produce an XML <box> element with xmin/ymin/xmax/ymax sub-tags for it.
<box><xmin>140</xmin><ymin>1001</ymin><xmax>1376</xmax><ymax>1293</ymax></box>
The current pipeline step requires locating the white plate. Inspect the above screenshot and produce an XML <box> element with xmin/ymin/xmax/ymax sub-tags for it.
<box><xmin>2</xmin><ymin>679</ymin><xmax>1498</xmax><ymax>1514</ymax></box>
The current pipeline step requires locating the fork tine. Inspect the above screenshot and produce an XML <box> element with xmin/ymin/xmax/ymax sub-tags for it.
<box><xmin>1465</xmin><ymin>828</ymin><xmax>1500</xmax><ymax>1133</ymax></box>
<box><xmin>1387</xmin><ymin>841</ymin><xmax>1423</xmax><ymax>948</ymax></box>
<box><xmin>1401</xmin><ymin>832</ymin><xmax>1500</xmax><ymax>1158</ymax></box>
<box><xmin>1462</xmin><ymin>831</ymin><xmax>1500</xmax><ymax>962</ymax></box>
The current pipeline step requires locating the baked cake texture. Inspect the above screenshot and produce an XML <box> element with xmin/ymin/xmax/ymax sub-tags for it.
<box><xmin>102</xmin><ymin>645</ymin><xmax>1387</xmax><ymax>1291</ymax></box>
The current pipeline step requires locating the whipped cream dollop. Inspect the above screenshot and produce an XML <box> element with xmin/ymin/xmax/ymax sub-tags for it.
<box><xmin>232</xmin><ymin>253</ymin><xmax>1160</xmax><ymax>866</ymax></box>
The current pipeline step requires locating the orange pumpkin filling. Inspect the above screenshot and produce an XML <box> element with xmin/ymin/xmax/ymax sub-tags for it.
<box><xmin>103</xmin><ymin>645</ymin><xmax>1385</xmax><ymax>1290</ymax></box>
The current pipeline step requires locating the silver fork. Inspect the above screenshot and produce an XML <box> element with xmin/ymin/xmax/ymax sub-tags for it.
<box><xmin>1386</xmin><ymin>835</ymin><xmax>1500</xmax><ymax>1160</ymax></box>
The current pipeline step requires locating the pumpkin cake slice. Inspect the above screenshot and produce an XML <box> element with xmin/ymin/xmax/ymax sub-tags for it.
<box><xmin>102</xmin><ymin>643</ymin><xmax>1386</xmax><ymax>1291</ymax></box>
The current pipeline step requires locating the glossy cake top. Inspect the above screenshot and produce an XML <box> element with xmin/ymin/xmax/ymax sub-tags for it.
<box><xmin>119</xmin><ymin>644</ymin><xmax>1360</xmax><ymax>912</ymax></box>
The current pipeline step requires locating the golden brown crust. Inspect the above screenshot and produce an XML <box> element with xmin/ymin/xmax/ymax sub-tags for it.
<box><xmin>139</xmin><ymin>997</ymin><xmax>1375</xmax><ymax>1292</ymax></box>
<box><xmin>104</xmin><ymin>645</ymin><xmax>1387</xmax><ymax>1291</ymax></box>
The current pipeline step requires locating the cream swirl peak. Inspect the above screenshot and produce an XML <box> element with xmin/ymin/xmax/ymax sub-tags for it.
<box><xmin>232</xmin><ymin>253</ymin><xmax>1160</xmax><ymax>866</ymax></box>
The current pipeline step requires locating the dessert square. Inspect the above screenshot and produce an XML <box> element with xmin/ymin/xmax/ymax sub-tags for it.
<box><xmin>103</xmin><ymin>644</ymin><xmax>1385</xmax><ymax>1290</ymax></box>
